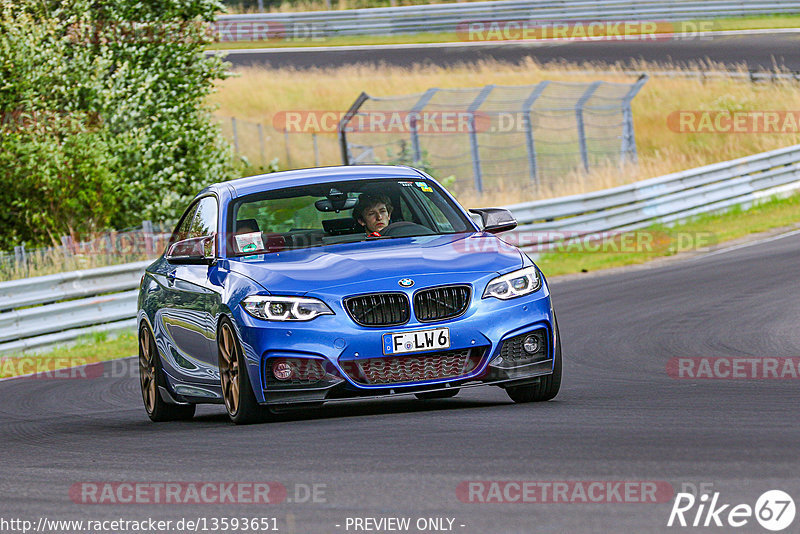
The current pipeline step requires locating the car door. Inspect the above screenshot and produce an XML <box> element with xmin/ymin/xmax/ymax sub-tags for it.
<box><xmin>158</xmin><ymin>196</ymin><xmax>221</xmax><ymax>385</ymax></box>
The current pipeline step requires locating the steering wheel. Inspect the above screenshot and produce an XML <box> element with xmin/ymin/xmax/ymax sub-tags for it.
<box><xmin>380</xmin><ymin>221</ymin><xmax>436</xmax><ymax>237</ymax></box>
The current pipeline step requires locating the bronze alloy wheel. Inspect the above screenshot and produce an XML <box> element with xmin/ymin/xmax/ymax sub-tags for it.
<box><xmin>218</xmin><ymin>321</ymin><xmax>240</xmax><ymax>416</ymax></box>
<box><xmin>138</xmin><ymin>324</ymin><xmax>196</xmax><ymax>422</ymax></box>
<box><xmin>217</xmin><ymin>318</ymin><xmax>268</xmax><ymax>424</ymax></box>
<box><xmin>138</xmin><ymin>327</ymin><xmax>158</xmax><ymax>414</ymax></box>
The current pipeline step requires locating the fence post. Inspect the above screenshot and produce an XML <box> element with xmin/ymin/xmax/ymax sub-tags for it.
<box><xmin>575</xmin><ymin>81</ymin><xmax>601</xmax><ymax>173</ymax></box>
<box><xmin>338</xmin><ymin>92</ymin><xmax>370</xmax><ymax>165</ymax></box>
<box><xmin>257</xmin><ymin>123</ymin><xmax>266</xmax><ymax>167</ymax></box>
<box><xmin>142</xmin><ymin>220</ymin><xmax>154</xmax><ymax>256</ymax></box>
<box><xmin>522</xmin><ymin>81</ymin><xmax>549</xmax><ymax>189</ymax></box>
<box><xmin>284</xmin><ymin>129</ymin><xmax>292</xmax><ymax>168</ymax></box>
<box><xmin>231</xmin><ymin>117</ymin><xmax>239</xmax><ymax>154</ymax></box>
<box><xmin>620</xmin><ymin>74</ymin><xmax>649</xmax><ymax>164</ymax></box>
<box><xmin>408</xmin><ymin>88</ymin><xmax>438</xmax><ymax>164</ymax></box>
<box><xmin>104</xmin><ymin>233</ymin><xmax>113</xmax><ymax>260</ymax></box>
<box><xmin>14</xmin><ymin>245</ymin><xmax>26</xmax><ymax>272</ymax></box>
<box><xmin>467</xmin><ymin>85</ymin><xmax>495</xmax><ymax>194</ymax></box>
<box><xmin>61</xmin><ymin>235</ymin><xmax>73</xmax><ymax>258</ymax></box>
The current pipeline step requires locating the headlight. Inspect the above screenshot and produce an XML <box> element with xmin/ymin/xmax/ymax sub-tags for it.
<box><xmin>483</xmin><ymin>266</ymin><xmax>541</xmax><ymax>300</ymax></box>
<box><xmin>241</xmin><ymin>295</ymin><xmax>334</xmax><ymax>321</ymax></box>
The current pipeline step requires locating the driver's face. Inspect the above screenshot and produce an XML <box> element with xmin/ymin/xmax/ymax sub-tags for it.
<box><xmin>360</xmin><ymin>203</ymin><xmax>390</xmax><ymax>233</ymax></box>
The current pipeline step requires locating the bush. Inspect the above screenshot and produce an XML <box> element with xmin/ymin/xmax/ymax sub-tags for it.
<box><xmin>0</xmin><ymin>0</ymin><xmax>235</xmax><ymax>247</ymax></box>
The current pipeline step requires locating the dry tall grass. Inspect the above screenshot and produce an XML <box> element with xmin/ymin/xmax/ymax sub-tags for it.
<box><xmin>209</xmin><ymin>59</ymin><xmax>800</xmax><ymax>206</ymax></box>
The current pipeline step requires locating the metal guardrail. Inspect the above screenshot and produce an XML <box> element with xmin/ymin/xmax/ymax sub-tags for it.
<box><xmin>504</xmin><ymin>144</ymin><xmax>800</xmax><ymax>250</ymax></box>
<box><xmin>2</xmin><ymin>143</ymin><xmax>800</xmax><ymax>353</ymax></box>
<box><xmin>0</xmin><ymin>262</ymin><xmax>149</xmax><ymax>354</ymax></box>
<box><xmin>0</xmin><ymin>261</ymin><xmax>150</xmax><ymax>312</ymax></box>
<box><xmin>214</xmin><ymin>0</ymin><xmax>800</xmax><ymax>39</ymax></box>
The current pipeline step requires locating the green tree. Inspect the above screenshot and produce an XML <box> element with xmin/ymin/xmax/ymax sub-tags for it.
<box><xmin>0</xmin><ymin>0</ymin><xmax>234</xmax><ymax>247</ymax></box>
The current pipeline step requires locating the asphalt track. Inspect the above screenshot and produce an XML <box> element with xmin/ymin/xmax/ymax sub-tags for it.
<box><xmin>2</xmin><ymin>230</ymin><xmax>799</xmax><ymax>533</ymax></box>
<box><xmin>219</xmin><ymin>33</ymin><xmax>800</xmax><ymax>71</ymax></box>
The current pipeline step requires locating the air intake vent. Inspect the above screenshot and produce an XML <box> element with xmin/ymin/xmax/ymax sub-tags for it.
<box><xmin>344</xmin><ymin>293</ymin><xmax>410</xmax><ymax>327</ymax></box>
<box><xmin>341</xmin><ymin>348</ymin><xmax>483</xmax><ymax>385</ymax></box>
<box><xmin>414</xmin><ymin>285</ymin><xmax>471</xmax><ymax>322</ymax></box>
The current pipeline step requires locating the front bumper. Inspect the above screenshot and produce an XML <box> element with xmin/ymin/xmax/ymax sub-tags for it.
<box><xmin>232</xmin><ymin>277</ymin><xmax>556</xmax><ymax>405</ymax></box>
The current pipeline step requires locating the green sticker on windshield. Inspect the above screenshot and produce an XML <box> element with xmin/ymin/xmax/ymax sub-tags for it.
<box><xmin>415</xmin><ymin>181</ymin><xmax>433</xmax><ymax>193</ymax></box>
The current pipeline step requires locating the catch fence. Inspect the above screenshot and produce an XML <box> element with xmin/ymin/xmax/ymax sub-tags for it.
<box><xmin>217</xmin><ymin>116</ymin><xmax>341</xmax><ymax>170</ymax></box>
<box><xmin>338</xmin><ymin>76</ymin><xmax>648</xmax><ymax>197</ymax></box>
<box><xmin>1</xmin><ymin>222</ymin><xmax>171</xmax><ymax>282</ymax></box>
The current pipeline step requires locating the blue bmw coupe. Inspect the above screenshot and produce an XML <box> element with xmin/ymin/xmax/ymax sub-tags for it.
<box><xmin>137</xmin><ymin>165</ymin><xmax>561</xmax><ymax>423</ymax></box>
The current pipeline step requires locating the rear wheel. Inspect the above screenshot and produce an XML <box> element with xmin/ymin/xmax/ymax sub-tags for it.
<box><xmin>415</xmin><ymin>389</ymin><xmax>460</xmax><ymax>400</ymax></box>
<box><xmin>506</xmin><ymin>321</ymin><xmax>562</xmax><ymax>403</ymax></box>
<box><xmin>139</xmin><ymin>324</ymin><xmax>196</xmax><ymax>422</ymax></box>
<box><xmin>218</xmin><ymin>319</ymin><xmax>270</xmax><ymax>424</ymax></box>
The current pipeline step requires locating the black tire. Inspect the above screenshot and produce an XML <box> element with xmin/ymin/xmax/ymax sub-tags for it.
<box><xmin>505</xmin><ymin>321</ymin><xmax>562</xmax><ymax>403</ymax></box>
<box><xmin>415</xmin><ymin>389</ymin><xmax>460</xmax><ymax>400</ymax></box>
<box><xmin>218</xmin><ymin>318</ymin><xmax>270</xmax><ymax>425</ymax></box>
<box><xmin>138</xmin><ymin>324</ymin><xmax>196</xmax><ymax>422</ymax></box>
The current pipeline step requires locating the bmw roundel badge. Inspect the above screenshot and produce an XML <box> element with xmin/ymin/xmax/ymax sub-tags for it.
<box><xmin>398</xmin><ymin>278</ymin><xmax>414</xmax><ymax>288</ymax></box>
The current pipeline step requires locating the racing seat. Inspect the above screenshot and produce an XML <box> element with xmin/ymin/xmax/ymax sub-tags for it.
<box><xmin>235</xmin><ymin>219</ymin><xmax>260</xmax><ymax>234</ymax></box>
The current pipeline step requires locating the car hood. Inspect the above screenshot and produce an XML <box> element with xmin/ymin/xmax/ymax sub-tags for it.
<box><xmin>224</xmin><ymin>232</ymin><xmax>523</xmax><ymax>295</ymax></box>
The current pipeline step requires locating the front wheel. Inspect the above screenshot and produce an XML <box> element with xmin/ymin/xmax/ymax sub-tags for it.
<box><xmin>139</xmin><ymin>324</ymin><xmax>196</xmax><ymax>422</ymax></box>
<box><xmin>218</xmin><ymin>318</ymin><xmax>270</xmax><ymax>424</ymax></box>
<box><xmin>506</xmin><ymin>321</ymin><xmax>562</xmax><ymax>403</ymax></box>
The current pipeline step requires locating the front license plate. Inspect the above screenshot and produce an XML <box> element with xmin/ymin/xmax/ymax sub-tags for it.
<box><xmin>383</xmin><ymin>327</ymin><xmax>450</xmax><ymax>355</ymax></box>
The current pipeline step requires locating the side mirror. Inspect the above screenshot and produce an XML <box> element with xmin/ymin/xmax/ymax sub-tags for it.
<box><xmin>468</xmin><ymin>208</ymin><xmax>517</xmax><ymax>234</ymax></box>
<box><xmin>166</xmin><ymin>235</ymin><xmax>215</xmax><ymax>265</ymax></box>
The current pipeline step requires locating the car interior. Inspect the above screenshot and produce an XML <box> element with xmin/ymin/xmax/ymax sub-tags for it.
<box><xmin>231</xmin><ymin>181</ymin><xmax>457</xmax><ymax>255</ymax></box>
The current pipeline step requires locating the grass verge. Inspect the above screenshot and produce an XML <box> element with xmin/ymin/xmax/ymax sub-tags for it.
<box><xmin>208</xmin><ymin>15</ymin><xmax>800</xmax><ymax>49</ymax></box>
<box><xmin>0</xmin><ymin>330</ymin><xmax>137</xmax><ymax>379</ymax></box>
<box><xmin>536</xmin><ymin>192</ymin><xmax>800</xmax><ymax>277</ymax></box>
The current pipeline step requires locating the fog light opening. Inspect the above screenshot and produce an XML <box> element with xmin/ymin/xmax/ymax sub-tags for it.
<box><xmin>272</xmin><ymin>361</ymin><xmax>294</xmax><ymax>381</ymax></box>
<box><xmin>523</xmin><ymin>335</ymin><xmax>540</xmax><ymax>355</ymax></box>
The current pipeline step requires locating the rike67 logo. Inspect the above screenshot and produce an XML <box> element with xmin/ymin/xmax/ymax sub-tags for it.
<box><xmin>668</xmin><ymin>490</ymin><xmax>796</xmax><ymax>531</ymax></box>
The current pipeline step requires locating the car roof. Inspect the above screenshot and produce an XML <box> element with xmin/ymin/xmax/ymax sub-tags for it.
<box><xmin>199</xmin><ymin>165</ymin><xmax>426</xmax><ymax>199</ymax></box>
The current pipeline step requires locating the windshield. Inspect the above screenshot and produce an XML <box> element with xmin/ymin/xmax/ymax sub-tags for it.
<box><xmin>227</xmin><ymin>177</ymin><xmax>473</xmax><ymax>256</ymax></box>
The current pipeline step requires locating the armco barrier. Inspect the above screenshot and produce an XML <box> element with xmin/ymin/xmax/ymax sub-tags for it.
<box><xmin>0</xmin><ymin>262</ymin><xmax>149</xmax><ymax>354</ymax></box>
<box><xmin>1</xmin><ymin>143</ymin><xmax>799</xmax><ymax>353</ymax></box>
<box><xmin>505</xmin><ymin>144</ymin><xmax>800</xmax><ymax>250</ymax></box>
<box><xmin>214</xmin><ymin>0</ymin><xmax>800</xmax><ymax>39</ymax></box>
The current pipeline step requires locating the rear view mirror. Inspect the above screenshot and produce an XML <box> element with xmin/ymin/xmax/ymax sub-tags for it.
<box><xmin>315</xmin><ymin>197</ymin><xmax>357</xmax><ymax>212</ymax></box>
<box><xmin>166</xmin><ymin>235</ymin><xmax>215</xmax><ymax>264</ymax></box>
<box><xmin>469</xmin><ymin>208</ymin><xmax>517</xmax><ymax>234</ymax></box>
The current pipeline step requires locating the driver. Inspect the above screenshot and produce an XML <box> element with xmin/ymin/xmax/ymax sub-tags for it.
<box><xmin>352</xmin><ymin>193</ymin><xmax>393</xmax><ymax>236</ymax></box>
